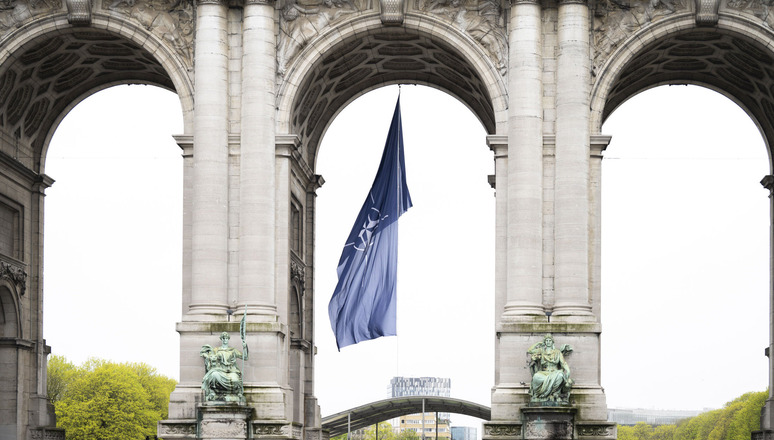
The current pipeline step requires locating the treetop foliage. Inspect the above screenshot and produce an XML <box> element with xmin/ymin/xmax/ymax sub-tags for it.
<box><xmin>617</xmin><ymin>391</ymin><xmax>767</xmax><ymax>440</ymax></box>
<box><xmin>48</xmin><ymin>355</ymin><xmax>177</xmax><ymax>440</ymax></box>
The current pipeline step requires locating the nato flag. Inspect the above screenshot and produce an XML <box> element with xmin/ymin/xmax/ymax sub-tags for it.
<box><xmin>328</xmin><ymin>98</ymin><xmax>412</xmax><ymax>350</ymax></box>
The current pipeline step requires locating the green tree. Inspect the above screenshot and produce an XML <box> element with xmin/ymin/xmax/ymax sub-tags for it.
<box><xmin>615</xmin><ymin>390</ymin><xmax>767</xmax><ymax>440</ymax></box>
<box><xmin>49</xmin><ymin>357</ymin><xmax>177</xmax><ymax>440</ymax></box>
<box><xmin>47</xmin><ymin>355</ymin><xmax>77</xmax><ymax>404</ymax></box>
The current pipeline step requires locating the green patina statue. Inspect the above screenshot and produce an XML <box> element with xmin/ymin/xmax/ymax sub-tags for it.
<box><xmin>200</xmin><ymin>331</ymin><xmax>249</xmax><ymax>403</ymax></box>
<box><xmin>527</xmin><ymin>333</ymin><xmax>573</xmax><ymax>405</ymax></box>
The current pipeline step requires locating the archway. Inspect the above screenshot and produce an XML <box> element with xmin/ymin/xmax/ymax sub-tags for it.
<box><xmin>601</xmin><ymin>85</ymin><xmax>769</xmax><ymax>410</ymax></box>
<box><xmin>313</xmin><ymin>86</ymin><xmax>495</xmax><ymax>428</ymax></box>
<box><xmin>43</xmin><ymin>85</ymin><xmax>183</xmax><ymax>377</ymax></box>
<box><xmin>0</xmin><ymin>13</ymin><xmax>190</xmax><ymax>434</ymax></box>
<box><xmin>591</xmin><ymin>18</ymin><xmax>774</xmax><ymax>425</ymax></box>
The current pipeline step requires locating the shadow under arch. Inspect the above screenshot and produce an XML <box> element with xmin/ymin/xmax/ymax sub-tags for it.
<box><xmin>590</xmin><ymin>16</ymin><xmax>774</xmax><ymax>169</ymax></box>
<box><xmin>0</xmin><ymin>14</ymin><xmax>193</xmax><ymax>174</ymax></box>
<box><xmin>275</xmin><ymin>14</ymin><xmax>508</xmax><ymax>167</ymax></box>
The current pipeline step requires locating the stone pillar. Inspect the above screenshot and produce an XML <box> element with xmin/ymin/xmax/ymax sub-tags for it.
<box><xmin>505</xmin><ymin>0</ymin><xmax>545</xmax><ymax>320</ymax></box>
<box><xmin>487</xmin><ymin>0</ymin><xmax>544</xmax><ymax>429</ymax></box>
<box><xmin>488</xmin><ymin>136</ymin><xmax>508</xmax><ymax>325</ymax></box>
<box><xmin>175</xmin><ymin>135</ymin><xmax>194</xmax><ymax>316</ymax></box>
<box><xmin>188</xmin><ymin>0</ymin><xmax>230</xmax><ymax>320</ymax></box>
<box><xmin>552</xmin><ymin>0</ymin><xmax>593</xmax><ymax>321</ymax></box>
<box><xmin>588</xmin><ymin>135</ymin><xmax>610</xmax><ymax>320</ymax></box>
<box><xmin>488</xmin><ymin>134</ymin><xmax>507</xmax><ymax>387</ymax></box>
<box><xmin>759</xmin><ymin>175</ymin><xmax>774</xmax><ymax>434</ymax></box>
<box><xmin>239</xmin><ymin>0</ymin><xmax>290</xmax><ymax>423</ymax></box>
<box><xmin>239</xmin><ymin>0</ymin><xmax>277</xmax><ymax>321</ymax></box>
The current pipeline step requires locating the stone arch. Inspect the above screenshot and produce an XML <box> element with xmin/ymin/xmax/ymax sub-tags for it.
<box><xmin>590</xmin><ymin>16</ymin><xmax>774</xmax><ymax>168</ymax></box>
<box><xmin>0</xmin><ymin>13</ymin><xmax>193</xmax><ymax>174</ymax></box>
<box><xmin>276</xmin><ymin>14</ymin><xmax>508</xmax><ymax>167</ymax></box>
<box><xmin>0</xmin><ymin>284</ymin><xmax>20</xmax><ymax>339</ymax></box>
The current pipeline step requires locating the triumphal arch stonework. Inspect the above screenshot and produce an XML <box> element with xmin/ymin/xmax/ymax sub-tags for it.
<box><xmin>4</xmin><ymin>0</ymin><xmax>774</xmax><ymax>435</ymax></box>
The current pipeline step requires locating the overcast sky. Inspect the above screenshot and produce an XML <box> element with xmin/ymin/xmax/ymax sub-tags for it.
<box><xmin>42</xmin><ymin>83</ymin><xmax>769</xmax><ymax>427</ymax></box>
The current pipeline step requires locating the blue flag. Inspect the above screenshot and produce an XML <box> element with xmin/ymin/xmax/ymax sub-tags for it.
<box><xmin>328</xmin><ymin>98</ymin><xmax>412</xmax><ymax>350</ymax></box>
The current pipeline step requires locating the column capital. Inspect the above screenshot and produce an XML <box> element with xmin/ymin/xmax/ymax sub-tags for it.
<box><xmin>762</xmin><ymin>175</ymin><xmax>774</xmax><ymax>192</ymax></box>
<box><xmin>590</xmin><ymin>134</ymin><xmax>612</xmax><ymax>159</ymax></box>
<box><xmin>244</xmin><ymin>0</ymin><xmax>275</xmax><ymax>5</ymax></box>
<box><xmin>307</xmin><ymin>174</ymin><xmax>325</xmax><ymax>193</ymax></box>
<box><xmin>487</xmin><ymin>134</ymin><xmax>508</xmax><ymax>157</ymax></box>
<box><xmin>558</xmin><ymin>0</ymin><xmax>587</xmax><ymax>5</ymax></box>
<box><xmin>196</xmin><ymin>0</ymin><xmax>226</xmax><ymax>5</ymax></box>
<box><xmin>275</xmin><ymin>134</ymin><xmax>301</xmax><ymax>157</ymax></box>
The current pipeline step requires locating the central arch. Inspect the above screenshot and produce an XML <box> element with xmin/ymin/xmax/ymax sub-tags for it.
<box><xmin>277</xmin><ymin>16</ymin><xmax>509</xmax><ymax>157</ymax></box>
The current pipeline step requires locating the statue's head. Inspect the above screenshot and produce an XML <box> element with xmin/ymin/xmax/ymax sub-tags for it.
<box><xmin>543</xmin><ymin>333</ymin><xmax>554</xmax><ymax>346</ymax></box>
<box><xmin>220</xmin><ymin>332</ymin><xmax>230</xmax><ymax>343</ymax></box>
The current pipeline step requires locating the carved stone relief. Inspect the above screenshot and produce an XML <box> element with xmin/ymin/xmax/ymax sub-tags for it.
<box><xmin>416</xmin><ymin>0</ymin><xmax>506</xmax><ymax>74</ymax></box>
<box><xmin>0</xmin><ymin>261</ymin><xmax>26</xmax><ymax>295</ymax></box>
<box><xmin>30</xmin><ymin>429</ymin><xmax>66</xmax><ymax>440</ymax></box>
<box><xmin>104</xmin><ymin>0</ymin><xmax>193</xmax><ymax>65</ymax></box>
<box><xmin>483</xmin><ymin>424</ymin><xmax>521</xmax><ymax>437</ymax></box>
<box><xmin>0</xmin><ymin>0</ymin><xmax>59</xmax><ymax>36</ymax></box>
<box><xmin>254</xmin><ymin>423</ymin><xmax>292</xmax><ymax>437</ymax></box>
<box><xmin>524</xmin><ymin>420</ymin><xmax>573</xmax><ymax>440</ymax></box>
<box><xmin>277</xmin><ymin>0</ymin><xmax>367</xmax><ymax>76</ymax></box>
<box><xmin>158</xmin><ymin>422</ymin><xmax>197</xmax><ymax>436</ymax></box>
<box><xmin>592</xmin><ymin>0</ymin><xmax>685</xmax><ymax>75</ymax></box>
<box><xmin>577</xmin><ymin>425</ymin><xmax>614</xmax><ymax>436</ymax></box>
<box><xmin>200</xmin><ymin>419</ymin><xmax>248</xmax><ymax>437</ymax></box>
<box><xmin>727</xmin><ymin>0</ymin><xmax>774</xmax><ymax>27</ymax></box>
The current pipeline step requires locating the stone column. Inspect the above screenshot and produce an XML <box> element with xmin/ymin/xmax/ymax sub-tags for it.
<box><xmin>552</xmin><ymin>0</ymin><xmax>594</xmax><ymax>321</ymax></box>
<box><xmin>488</xmin><ymin>135</ymin><xmax>508</xmax><ymax>327</ymax></box>
<box><xmin>487</xmin><ymin>135</ymin><xmax>507</xmax><ymax>387</ymax></box>
<box><xmin>505</xmin><ymin>0</ymin><xmax>544</xmax><ymax>320</ymax></box>
<box><xmin>760</xmin><ymin>175</ymin><xmax>774</xmax><ymax>432</ymax></box>
<box><xmin>188</xmin><ymin>0</ymin><xmax>230</xmax><ymax>320</ymax></box>
<box><xmin>487</xmin><ymin>0</ymin><xmax>543</xmax><ymax>429</ymax></box>
<box><xmin>588</xmin><ymin>135</ymin><xmax>610</xmax><ymax>320</ymax></box>
<box><xmin>239</xmin><ymin>0</ymin><xmax>277</xmax><ymax>320</ymax></box>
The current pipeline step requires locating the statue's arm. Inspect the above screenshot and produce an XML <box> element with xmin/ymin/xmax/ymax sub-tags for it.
<box><xmin>527</xmin><ymin>342</ymin><xmax>543</xmax><ymax>354</ymax></box>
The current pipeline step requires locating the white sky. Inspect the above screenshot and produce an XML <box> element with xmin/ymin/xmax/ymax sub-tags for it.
<box><xmin>43</xmin><ymin>83</ymin><xmax>770</xmax><ymax>427</ymax></box>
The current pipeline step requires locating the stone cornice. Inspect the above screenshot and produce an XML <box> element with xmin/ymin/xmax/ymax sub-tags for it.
<box><xmin>487</xmin><ymin>134</ymin><xmax>508</xmax><ymax>158</ymax></box>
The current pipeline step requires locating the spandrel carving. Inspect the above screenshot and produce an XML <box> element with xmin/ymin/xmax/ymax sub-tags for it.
<box><xmin>727</xmin><ymin>0</ymin><xmax>774</xmax><ymax>27</ymax></box>
<box><xmin>592</xmin><ymin>0</ymin><xmax>684</xmax><ymax>74</ymax></box>
<box><xmin>105</xmin><ymin>0</ymin><xmax>193</xmax><ymax>65</ymax></box>
<box><xmin>277</xmin><ymin>0</ymin><xmax>365</xmax><ymax>76</ymax></box>
<box><xmin>417</xmin><ymin>0</ymin><xmax>506</xmax><ymax>75</ymax></box>
<box><xmin>0</xmin><ymin>0</ymin><xmax>59</xmax><ymax>35</ymax></box>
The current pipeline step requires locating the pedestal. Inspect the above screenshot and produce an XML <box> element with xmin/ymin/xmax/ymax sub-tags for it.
<box><xmin>522</xmin><ymin>407</ymin><xmax>575</xmax><ymax>440</ymax></box>
<box><xmin>199</xmin><ymin>404</ymin><xmax>253</xmax><ymax>440</ymax></box>
<box><xmin>480</xmin><ymin>406</ymin><xmax>616</xmax><ymax>440</ymax></box>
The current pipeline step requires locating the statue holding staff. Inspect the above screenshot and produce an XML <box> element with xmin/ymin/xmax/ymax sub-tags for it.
<box><xmin>200</xmin><ymin>310</ymin><xmax>249</xmax><ymax>403</ymax></box>
<box><xmin>527</xmin><ymin>333</ymin><xmax>573</xmax><ymax>405</ymax></box>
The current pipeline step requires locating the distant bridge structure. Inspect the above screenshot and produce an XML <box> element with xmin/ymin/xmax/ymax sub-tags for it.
<box><xmin>322</xmin><ymin>397</ymin><xmax>492</xmax><ymax>437</ymax></box>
